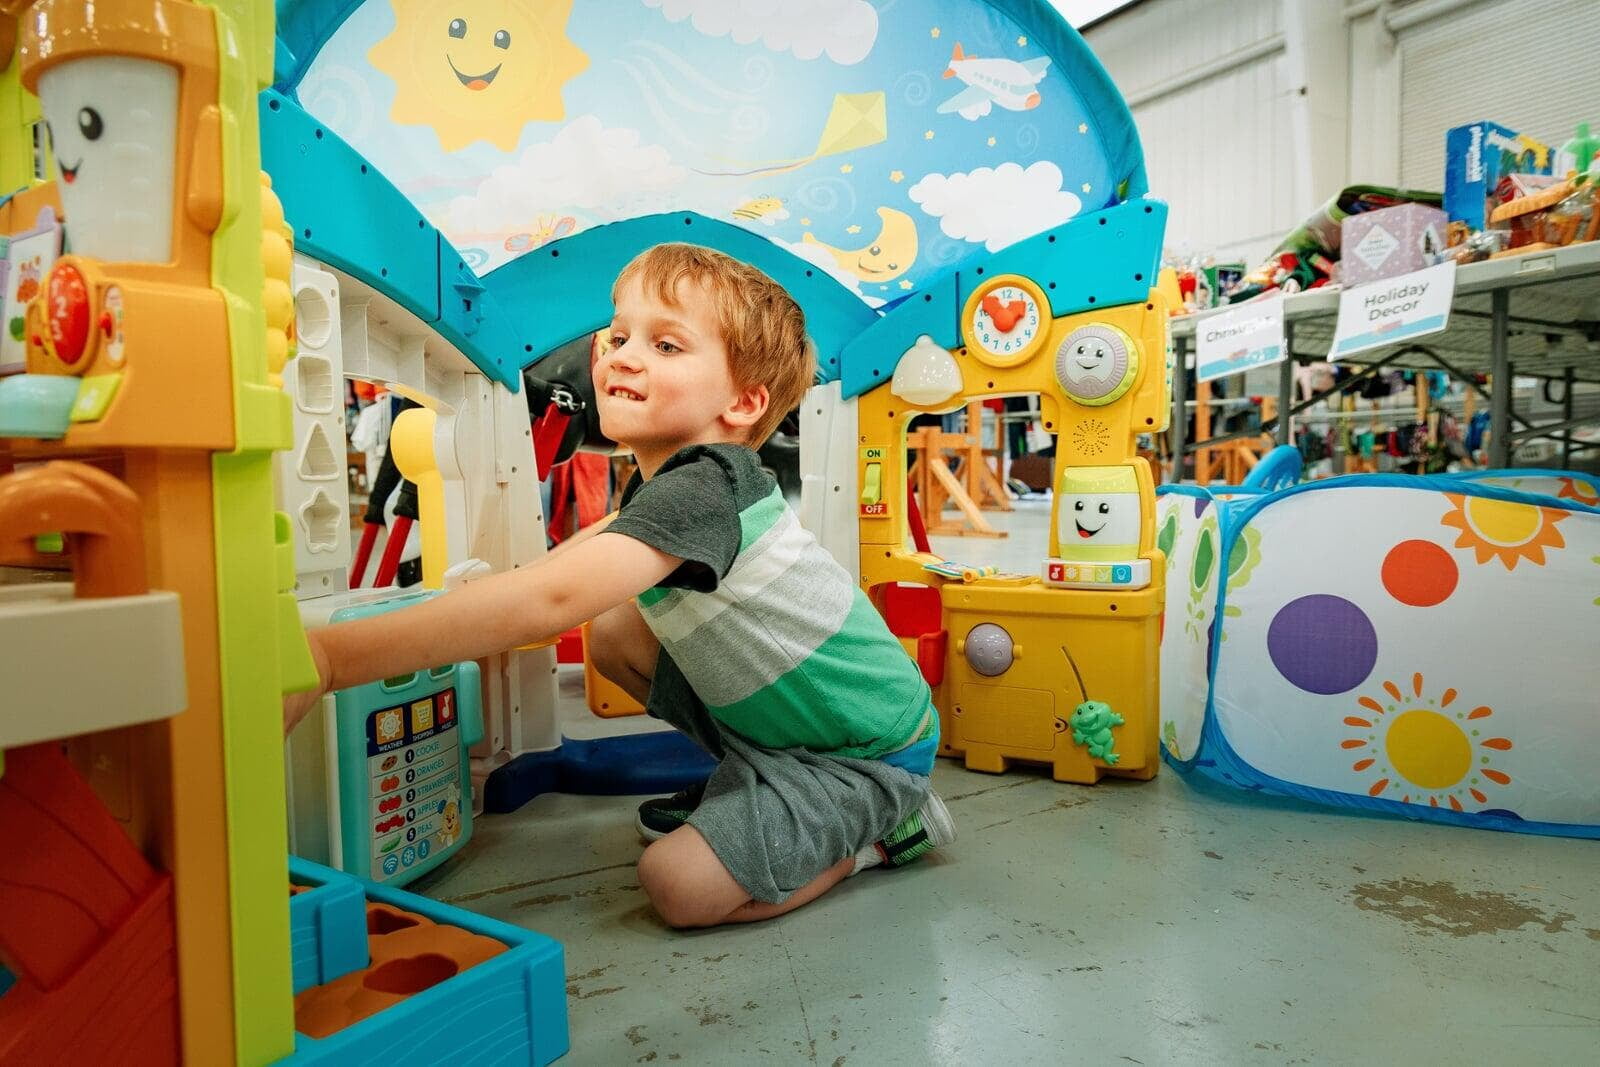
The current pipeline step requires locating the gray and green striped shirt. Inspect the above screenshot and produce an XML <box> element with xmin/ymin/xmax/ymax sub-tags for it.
<box><xmin>610</xmin><ymin>444</ymin><xmax>932</xmax><ymax>760</ymax></box>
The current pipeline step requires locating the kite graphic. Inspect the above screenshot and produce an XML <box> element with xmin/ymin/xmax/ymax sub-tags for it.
<box><xmin>695</xmin><ymin>92</ymin><xmax>887</xmax><ymax>178</ymax></box>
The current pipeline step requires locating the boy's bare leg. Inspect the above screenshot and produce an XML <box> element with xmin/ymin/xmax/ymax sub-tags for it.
<box><xmin>589</xmin><ymin>600</ymin><xmax>657</xmax><ymax>705</ymax></box>
<box><xmin>637</xmin><ymin>825</ymin><xmax>854</xmax><ymax>929</ymax></box>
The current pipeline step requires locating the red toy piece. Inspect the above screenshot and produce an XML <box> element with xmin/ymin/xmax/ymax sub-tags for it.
<box><xmin>0</xmin><ymin>743</ymin><xmax>180</xmax><ymax>1066</ymax></box>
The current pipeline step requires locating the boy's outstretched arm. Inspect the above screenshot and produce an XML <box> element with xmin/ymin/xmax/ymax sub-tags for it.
<box><xmin>283</xmin><ymin>531</ymin><xmax>679</xmax><ymax>733</ymax></box>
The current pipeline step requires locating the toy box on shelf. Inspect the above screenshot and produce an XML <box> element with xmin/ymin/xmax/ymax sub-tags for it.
<box><xmin>1443</xmin><ymin>121</ymin><xmax>1552</xmax><ymax>235</ymax></box>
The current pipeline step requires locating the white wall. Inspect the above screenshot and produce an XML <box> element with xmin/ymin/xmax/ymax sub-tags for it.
<box><xmin>1087</xmin><ymin>0</ymin><xmax>1600</xmax><ymax>261</ymax></box>
<box><xmin>1086</xmin><ymin>0</ymin><xmax>1299</xmax><ymax>265</ymax></box>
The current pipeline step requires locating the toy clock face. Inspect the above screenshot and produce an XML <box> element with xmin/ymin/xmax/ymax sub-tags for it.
<box><xmin>1055</xmin><ymin>323</ymin><xmax>1139</xmax><ymax>407</ymax></box>
<box><xmin>963</xmin><ymin>276</ymin><xmax>1049</xmax><ymax>368</ymax></box>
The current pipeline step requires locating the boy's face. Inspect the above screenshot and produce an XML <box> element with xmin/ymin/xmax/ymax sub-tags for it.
<box><xmin>597</xmin><ymin>276</ymin><xmax>765</xmax><ymax>471</ymax></box>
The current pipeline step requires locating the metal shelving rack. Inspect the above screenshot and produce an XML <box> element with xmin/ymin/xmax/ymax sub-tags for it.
<box><xmin>1167</xmin><ymin>241</ymin><xmax>1600</xmax><ymax>479</ymax></box>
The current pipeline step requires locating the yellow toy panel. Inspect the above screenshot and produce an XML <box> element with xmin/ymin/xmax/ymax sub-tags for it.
<box><xmin>858</xmin><ymin>278</ymin><xmax>1169</xmax><ymax>783</ymax></box>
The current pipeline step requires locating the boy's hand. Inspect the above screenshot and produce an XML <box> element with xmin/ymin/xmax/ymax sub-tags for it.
<box><xmin>283</xmin><ymin>628</ymin><xmax>332</xmax><ymax>735</ymax></box>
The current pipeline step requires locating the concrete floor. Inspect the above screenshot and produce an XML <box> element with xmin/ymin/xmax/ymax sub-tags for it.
<box><xmin>420</xmin><ymin>498</ymin><xmax>1600</xmax><ymax>1065</ymax></box>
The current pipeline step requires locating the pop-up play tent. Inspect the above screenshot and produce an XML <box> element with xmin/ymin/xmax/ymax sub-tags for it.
<box><xmin>1158</xmin><ymin>470</ymin><xmax>1600</xmax><ymax>838</ymax></box>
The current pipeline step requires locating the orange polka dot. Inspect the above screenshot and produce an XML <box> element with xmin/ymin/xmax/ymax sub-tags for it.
<box><xmin>1382</xmin><ymin>539</ymin><xmax>1458</xmax><ymax>607</ymax></box>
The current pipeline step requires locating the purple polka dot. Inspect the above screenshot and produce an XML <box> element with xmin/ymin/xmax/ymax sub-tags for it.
<box><xmin>1267</xmin><ymin>595</ymin><xmax>1377</xmax><ymax>694</ymax></box>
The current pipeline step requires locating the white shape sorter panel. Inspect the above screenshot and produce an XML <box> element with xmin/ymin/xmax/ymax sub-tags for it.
<box><xmin>279</xmin><ymin>255</ymin><xmax>352</xmax><ymax>598</ymax></box>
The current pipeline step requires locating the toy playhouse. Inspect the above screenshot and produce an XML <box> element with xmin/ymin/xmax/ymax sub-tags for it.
<box><xmin>0</xmin><ymin>0</ymin><xmax>1276</xmax><ymax>1058</ymax></box>
<box><xmin>1158</xmin><ymin>468</ymin><xmax>1600</xmax><ymax>836</ymax></box>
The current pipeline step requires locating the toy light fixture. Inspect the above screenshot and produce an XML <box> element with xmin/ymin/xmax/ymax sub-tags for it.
<box><xmin>890</xmin><ymin>334</ymin><xmax>962</xmax><ymax>407</ymax></box>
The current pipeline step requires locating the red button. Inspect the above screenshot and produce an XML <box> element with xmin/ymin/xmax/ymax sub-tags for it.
<box><xmin>99</xmin><ymin>311</ymin><xmax>115</xmax><ymax>338</ymax></box>
<box><xmin>47</xmin><ymin>265</ymin><xmax>91</xmax><ymax>366</ymax></box>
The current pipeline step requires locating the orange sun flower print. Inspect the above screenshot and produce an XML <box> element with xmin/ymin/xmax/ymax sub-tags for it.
<box><xmin>1555</xmin><ymin>477</ymin><xmax>1599</xmax><ymax>508</ymax></box>
<box><xmin>1342</xmin><ymin>674</ymin><xmax>1512</xmax><ymax>810</ymax></box>
<box><xmin>1439</xmin><ymin>493</ymin><xmax>1567</xmax><ymax>570</ymax></box>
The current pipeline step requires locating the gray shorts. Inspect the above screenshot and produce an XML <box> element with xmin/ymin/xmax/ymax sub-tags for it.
<box><xmin>647</xmin><ymin>651</ymin><xmax>932</xmax><ymax>904</ymax></box>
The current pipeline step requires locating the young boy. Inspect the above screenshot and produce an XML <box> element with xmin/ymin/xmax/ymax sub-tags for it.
<box><xmin>284</xmin><ymin>243</ymin><xmax>952</xmax><ymax>928</ymax></box>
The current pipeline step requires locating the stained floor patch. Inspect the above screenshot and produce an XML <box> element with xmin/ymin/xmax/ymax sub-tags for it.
<box><xmin>1351</xmin><ymin>878</ymin><xmax>1577</xmax><ymax>937</ymax></box>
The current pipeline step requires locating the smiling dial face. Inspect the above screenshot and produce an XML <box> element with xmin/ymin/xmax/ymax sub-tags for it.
<box><xmin>1055</xmin><ymin>323</ymin><xmax>1138</xmax><ymax>406</ymax></box>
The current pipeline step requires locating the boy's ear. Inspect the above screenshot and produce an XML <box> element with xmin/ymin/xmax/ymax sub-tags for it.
<box><xmin>722</xmin><ymin>381</ymin><xmax>770</xmax><ymax>433</ymax></box>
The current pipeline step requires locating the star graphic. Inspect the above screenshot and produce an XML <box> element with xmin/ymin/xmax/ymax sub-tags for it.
<box><xmin>800</xmin><ymin>217</ymin><xmax>811</xmax><ymax>226</ymax></box>
<box><xmin>846</xmin><ymin>225</ymin><xmax>862</xmax><ymax>234</ymax></box>
<box><xmin>987</xmin><ymin>136</ymin><xmax>996</xmax><ymax>147</ymax></box>
<box><xmin>890</xmin><ymin>170</ymin><xmax>904</xmax><ymax>183</ymax></box>
<box><xmin>1017</xmin><ymin>36</ymin><xmax>1028</xmax><ymax>46</ymax></box>
<box><xmin>931</xmin><ymin>27</ymin><xmax>941</xmax><ymax>38</ymax></box>
<box><xmin>1078</xmin><ymin>123</ymin><xmax>1089</xmax><ymax>134</ymax></box>
<box><xmin>1081</xmin><ymin>183</ymin><xmax>1092</xmax><ymax>193</ymax></box>
<box><xmin>840</xmin><ymin>163</ymin><xmax>853</xmax><ymax>174</ymax></box>
<box><xmin>924</xmin><ymin>129</ymin><xmax>935</xmax><ymax>140</ymax></box>
<box><xmin>899</xmin><ymin>279</ymin><xmax>915</xmax><ymax>290</ymax></box>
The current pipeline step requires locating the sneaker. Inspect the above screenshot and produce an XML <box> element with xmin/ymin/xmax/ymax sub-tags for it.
<box><xmin>855</xmin><ymin>789</ymin><xmax>956</xmax><ymax>873</ymax></box>
<box><xmin>635</xmin><ymin>780</ymin><xmax>707</xmax><ymax>841</ymax></box>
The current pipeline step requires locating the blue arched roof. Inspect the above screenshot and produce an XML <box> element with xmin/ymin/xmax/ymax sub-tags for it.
<box><xmin>263</xmin><ymin>0</ymin><xmax>1162</xmax><ymax>390</ymax></box>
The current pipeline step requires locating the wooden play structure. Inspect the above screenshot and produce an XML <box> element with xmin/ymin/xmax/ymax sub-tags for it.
<box><xmin>906</xmin><ymin>401</ymin><xmax>1013</xmax><ymax>538</ymax></box>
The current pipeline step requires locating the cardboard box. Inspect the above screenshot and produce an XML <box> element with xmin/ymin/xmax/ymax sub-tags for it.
<box><xmin>1340</xmin><ymin>203</ymin><xmax>1448</xmax><ymax>285</ymax></box>
<box><xmin>1444</xmin><ymin>121</ymin><xmax>1551</xmax><ymax>231</ymax></box>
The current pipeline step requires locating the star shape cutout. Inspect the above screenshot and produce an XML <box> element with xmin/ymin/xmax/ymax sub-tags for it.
<box><xmin>889</xmin><ymin>170</ymin><xmax>905</xmax><ymax>182</ymax></box>
<box><xmin>800</xmin><ymin>217</ymin><xmax>811</xmax><ymax>226</ymax></box>
<box><xmin>899</xmin><ymin>279</ymin><xmax>914</xmax><ymax>290</ymax></box>
<box><xmin>924</xmin><ymin>129</ymin><xmax>935</xmax><ymax>140</ymax></box>
<box><xmin>987</xmin><ymin>136</ymin><xmax>996</xmax><ymax>147</ymax></box>
<box><xmin>931</xmin><ymin>27</ymin><xmax>940</xmax><ymax>38</ymax></box>
<box><xmin>846</xmin><ymin>224</ymin><xmax>862</xmax><ymax>234</ymax></box>
<box><xmin>1079</xmin><ymin>123</ymin><xmax>1089</xmax><ymax>134</ymax></box>
<box><xmin>1081</xmin><ymin>182</ymin><xmax>1092</xmax><ymax>193</ymax></box>
<box><xmin>1017</xmin><ymin>36</ymin><xmax>1028</xmax><ymax>46</ymax></box>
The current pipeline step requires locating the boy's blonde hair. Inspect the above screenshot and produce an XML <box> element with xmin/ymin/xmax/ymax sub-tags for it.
<box><xmin>612</xmin><ymin>243</ymin><xmax>813</xmax><ymax>446</ymax></box>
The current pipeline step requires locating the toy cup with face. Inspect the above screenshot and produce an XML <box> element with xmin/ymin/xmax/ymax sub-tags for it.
<box><xmin>1055</xmin><ymin>464</ymin><xmax>1142</xmax><ymax>562</ymax></box>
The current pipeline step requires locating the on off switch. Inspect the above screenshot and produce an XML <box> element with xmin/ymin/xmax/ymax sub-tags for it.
<box><xmin>860</xmin><ymin>462</ymin><xmax>882</xmax><ymax>505</ymax></box>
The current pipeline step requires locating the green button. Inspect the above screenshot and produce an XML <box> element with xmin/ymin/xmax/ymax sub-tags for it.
<box><xmin>70</xmin><ymin>373</ymin><xmax>122</xmax><ymax>422</ymax></box>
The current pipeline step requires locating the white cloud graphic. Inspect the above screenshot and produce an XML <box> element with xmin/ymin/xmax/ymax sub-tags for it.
<box><xmin>438</xmin><ymin>116</ymin><xmax>686</xmax><ymax>268</ymax></box>
<box><xmin>642</xmin><ymin>0</ymin><xmax>879</xmax><ymax>65</ymax></box>
<box><xmin>909</xmin><ymin>161</ymin><xmax>1083</xmax><ymax>253</ymax></box>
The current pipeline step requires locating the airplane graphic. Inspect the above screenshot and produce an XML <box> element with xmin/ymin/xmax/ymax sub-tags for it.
<box><xmin>937</xmin><ymin>43</ymin><xmax>1051</xmax><ymax>120</ymax></box>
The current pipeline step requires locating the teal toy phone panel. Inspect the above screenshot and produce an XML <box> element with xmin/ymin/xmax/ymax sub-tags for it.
<box><xmin>330</xmin><ymin>593</ymin><xmax>484</xmax><ymax>886</ymax></box>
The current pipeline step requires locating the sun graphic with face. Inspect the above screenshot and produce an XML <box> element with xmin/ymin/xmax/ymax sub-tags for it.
<box><xmin>1342</xmin><ymin>674</ymin><xmax>1512</xmax><ymax>811</ymax></box>
<box><xmin>1439</xmin><ymin>493</ymin><xmax>1567</xmax><ymax>571</ymax></box>
<box><xmin>369</xmin><ymin>0</ymin><xmax>589</xmax><ymax>153</ymax></box>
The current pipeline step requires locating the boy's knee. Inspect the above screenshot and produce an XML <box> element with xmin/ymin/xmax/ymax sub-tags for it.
<box><xmin>637</xmin><ymin>834</ymin><xmax>743</xmax><ymax>929</ymax></box>
<box><xmin>637</xmin><ymin>843</ymin><xmax>704</xmax><ymax>928</ymax></box>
